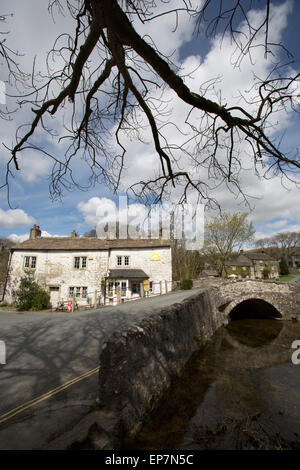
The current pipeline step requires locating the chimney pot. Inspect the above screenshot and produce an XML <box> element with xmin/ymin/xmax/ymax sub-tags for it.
<box><xmin>29</xmin><ymin>224</ymin><xmax>41</xmax><ymax>239</ymax></box>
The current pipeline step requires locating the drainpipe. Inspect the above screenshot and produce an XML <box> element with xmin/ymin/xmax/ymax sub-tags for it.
<box><xmin>104</xmin><ymin>248</ymin><xmax>111</xmax><ymax>305</ymax></box>
<box><xmin>2</xmin><ymin>248</ymin><xmax>13</xmax><ymax>302</ymax></box>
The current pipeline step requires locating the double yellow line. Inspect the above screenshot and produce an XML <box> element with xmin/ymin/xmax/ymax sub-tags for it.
<box><xmin>0</xmin><ymin>366</ymin><xmax>100</xmax><ymax>425</ymax></box>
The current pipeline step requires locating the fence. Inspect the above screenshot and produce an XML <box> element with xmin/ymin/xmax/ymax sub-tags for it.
<box><xmin>54</xmin><ymin>280</ymin><xmax>181</xmax><ymax>311</ymax></box>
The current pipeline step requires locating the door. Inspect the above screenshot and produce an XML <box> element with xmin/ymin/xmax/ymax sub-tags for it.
<box><xmin>49</xmin><ymin>286</ymin><xmax>60</xmax><ymax>307</ymax></box>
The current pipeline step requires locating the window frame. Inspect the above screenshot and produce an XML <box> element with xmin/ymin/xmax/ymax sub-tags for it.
<box><xmin>69</xmin><ymin>286</ymin><xmax>89</xmax><ymax>299</ymax></box>
<box><xmin>23</xmin><ymin>255</ymin><xmax>37</xmax><ymax>270</ymax></box>
<box><xmin>115</xmin><ymin>255</ymin><xmax>130</xmax><ymax>267</ymax></box>
<box><xmin>73</xmin><ymin>256</ymin><xmax>88</xmax><ymax>269</ymax></box>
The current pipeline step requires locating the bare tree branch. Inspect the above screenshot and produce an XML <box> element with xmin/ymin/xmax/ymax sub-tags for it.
<box><xmin>0</xmin><ymin>0</ymin><xmax>299</xmax><ymax>207</ymax></box>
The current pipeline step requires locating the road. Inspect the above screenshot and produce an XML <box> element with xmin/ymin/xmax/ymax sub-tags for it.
<box><xmin>0</xmin><ymin>289</ymin><xmax>201</xmax><ymax>450</ymax></box>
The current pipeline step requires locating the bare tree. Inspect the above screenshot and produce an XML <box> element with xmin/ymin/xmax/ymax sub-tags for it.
<box><xmin>1</xmin><ymin>1</ymin><xmax>299</xmax><ymax>205</ymax></box>
<box><xmin>172</xmin><ymin>239</ymin><xmax>204</xmax><ymax>280</ymax></box>
<box><xmin>255</xmin><ymin>230</ymin><xmax>300</xmax><ymax>261</ymax></box>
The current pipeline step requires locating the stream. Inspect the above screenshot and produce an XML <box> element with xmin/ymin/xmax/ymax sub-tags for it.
<box><xmin>124</xmin><ymin>318</ymin><xmax>300</xmax><ymax>450</ymax></box>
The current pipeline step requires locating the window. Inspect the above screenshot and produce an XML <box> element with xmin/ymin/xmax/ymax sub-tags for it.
<box><xmin>49</xmin><ymin>286</ymin><xmax>59</xmax><ymax>292</ymax></box>
<box><xmin>76</xmin><ymin>287</ymin><xmax>81</xmax><ymax>298</ymax></box>
<box><xmin>24</xmin><ymin>256</ymin><xmax>37</xmax><ymax>269</ymax></box>
<box><xmin>74</xmin><ymin>256</ymin><xmax>87</xmax><ymax>269</ymax></box>
<box><xmin>69</xmin><ymin>286</ymin><xmax>88</xmax><ymax>298</ymax></box>
<box><xmin>121</xmin><ymin>281</ymin><xmax>127</xmax><ymax>296</ymax></box>
<box><xmin>116</xmin><ymin>255</ymin><xmax>130</xmax><ymax>266</ymax></box>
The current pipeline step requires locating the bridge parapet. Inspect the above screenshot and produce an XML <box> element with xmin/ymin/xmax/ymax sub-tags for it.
<box><xmin>193</xmin><ymin>278</ymin><xmax>300</xmax><ymax>320</ymax></box>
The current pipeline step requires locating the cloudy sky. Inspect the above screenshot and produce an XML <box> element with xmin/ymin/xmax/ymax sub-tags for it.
<box><xmin>0</xmin><ymin>0</ymin><xmax>299</xmax><ymax>244</ymax></box>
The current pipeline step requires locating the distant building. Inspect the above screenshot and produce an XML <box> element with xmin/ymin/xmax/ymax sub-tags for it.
<box><xmin>198</xmin><ymin>268</ymin><xmax>219</xmax><ymax>278</ymax></box>
<box><xmin>4</xmin><ymin>225</ymin><xmax>172</xmax><ymax>308</ymax></box>
<box><xmin>224</xmin><ymin>250</ymin><xmax>279</xmax><ymax>280</ymax></box>
<box><xmin>289</xmin><ymin>252</ymin><xmax>300</xmax><ymax>270</ymax></box>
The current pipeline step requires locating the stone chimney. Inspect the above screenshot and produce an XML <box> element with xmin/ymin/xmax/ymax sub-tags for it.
<box><xmin>29</xmin><ymin>224</ymin><xmax>42</xmax><ymax>240</ymax></box>
<box><xmin>71</xmin><ymin>230</ymin><xmax>78</xmax><ymax>238</ymax></box>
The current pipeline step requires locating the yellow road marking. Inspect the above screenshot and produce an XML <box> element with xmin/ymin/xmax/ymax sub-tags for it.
<box><xmin>0</xmin><ymin>366</ymin><xmax>100</xmax><ymax>424</ymax></box>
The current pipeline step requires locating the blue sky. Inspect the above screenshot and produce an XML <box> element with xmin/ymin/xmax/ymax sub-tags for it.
<box><xmin>0</xmin><ymin>0</ymin><xmax>299</xmax><ymax>243</ymax></box>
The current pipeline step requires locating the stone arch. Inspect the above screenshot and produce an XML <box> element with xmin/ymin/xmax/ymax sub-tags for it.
<box><xmin>224</xmin><ymin>296</ymin><xmax>282</xmax><ymax>320</ymax></box>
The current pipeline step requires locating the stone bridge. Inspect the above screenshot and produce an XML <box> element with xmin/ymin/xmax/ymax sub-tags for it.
<box><xmin>193</xmin><ymin>278</ymin><xmax>300</xmax><ymax>321</ymax></box>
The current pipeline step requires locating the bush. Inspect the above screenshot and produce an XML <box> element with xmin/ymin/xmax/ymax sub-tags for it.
<box><xmin>279</xmin><ymin>258</ymin><xmax>289</xmax><ymax>276</ymax></box>
<box><xmin>262</xmin><ymin>267</ymin><xmax>270</xmax><ymax>279</ymax></box>
<box><xmin>31</xmin><ymin>290</ymin><xmax>50</xmax><ymax>311</ymax></box>
<box><xmin>181</xmin><ymin>279</ymin><xmax>193</xmax><ymax>290</ymax></box>
<box><xmin>16</xmin><ymin>272</ymin><xmax>50</xmax><ymax>311</ymax></box>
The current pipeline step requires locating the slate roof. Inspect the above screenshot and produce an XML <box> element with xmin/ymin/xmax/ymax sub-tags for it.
<box><xmin>108</xmin><ymin>269</ymin><xmax>149</xmax><ymax>279</ymax></box>
<box><xmin>225</xmin><ymin>256</ymin><xmax>252</xmax><ymax>267</ymax></box>
<box><xmin>244</xmin><ymin>251</ymin><xmax>277</xmax><ymax>261</ymax></box>
<box><xmin>225</xmin><ymin>250</ymin><xmax>278</xmax><ymax>266</ymax></box>
<box><xmin>11</xmin><ymin>237</ymin><xmax>171</xmax><ymax>251</ymax></box>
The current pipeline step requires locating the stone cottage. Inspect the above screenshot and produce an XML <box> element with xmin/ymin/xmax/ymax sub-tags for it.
<box><xmin>4</xmin><ymin>225</ymin><xmax>172</xmax><ymax>308</ymax></box>
<box><xmin>224</xmin><ymin>250</ymin><xmax>280</xmax><ymax>280</ymax></box>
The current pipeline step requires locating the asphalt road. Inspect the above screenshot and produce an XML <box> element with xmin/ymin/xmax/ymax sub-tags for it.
<box><xmin>0</xmin><ymin>289</ymin><xmax>201</xmax><ymax>450</ymax></box>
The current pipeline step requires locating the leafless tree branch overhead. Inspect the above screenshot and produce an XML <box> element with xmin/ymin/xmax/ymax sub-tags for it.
<box><xmin>1</xmin><ymin>0</ymin><xmax>300</xmax><ymax>204</ymax></box>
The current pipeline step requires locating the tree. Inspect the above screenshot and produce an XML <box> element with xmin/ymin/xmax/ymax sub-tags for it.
<box><xmin>279</xmin><ymin>257</ymin><xmax>289</xmax><ymax>276</ymax></box>
<box><xmin>172</xmin><ymin>239</ymin><xmax>204</xmax><ymax>280</ymax></box>
<box><xmin>203</xmin><ymin>211</ymin><xmax>255</xmax><ymax>274</ymax></box>
<box><xmin>1</xmin><ymin>1</ymin><xmax>300</xmax><ymax>205</ymax></box>
<box><xmin>15</xmin><ymin>272</ymin><xmax>50</xmax><ymax>311</ymax></box>
<box><xmin>255</xmin><ymin>230</ymin><xmax>300</xmax><ymax>262</ymax></box>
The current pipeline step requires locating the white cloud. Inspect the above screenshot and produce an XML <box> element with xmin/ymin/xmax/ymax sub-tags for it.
<box><xmin>77</xmin><ymin>196</ymin><xmax>150</xmax><ymax>234</ymax></box>
<box><xmin>7</xmin><ymin>229</ymin><xmax>66</xmax><ymax>243</ymax></box>
<box><xmin>7</xmin><ymin>233</ymin><xmax>29</xmax><ymax>244</ymax></box>
<box><xmin>0</xmin><ymin>208</ymin><xmax>35</xmax><ymax>228</ymax></box>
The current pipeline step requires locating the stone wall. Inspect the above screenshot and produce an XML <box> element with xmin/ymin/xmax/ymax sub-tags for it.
<box><xmin>62</xmin><ymin>279</ymin><xmax>300</xmax><ymax>449</ymax></box>
<box><xmin>193</xmin><ymin>278</ymin><xmax>300</xmax><ymax>319</ymax></box>
<box><xmin>97</xmin><ymin>289</ymin><xmax>225</xmax><ymax>443</ymax></box>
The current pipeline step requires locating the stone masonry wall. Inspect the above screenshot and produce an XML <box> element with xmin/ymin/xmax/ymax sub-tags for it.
<box><xmin>97</xmin><ymin>289</ymin><xmax>225</xmax><ymax>441</ymax></box>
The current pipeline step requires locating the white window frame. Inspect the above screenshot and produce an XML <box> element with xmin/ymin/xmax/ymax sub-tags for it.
<box><xmin>115</xmin><ymin>255</ymin><xmax>130</xmax><ymax>267</ymax></box>
<box><xmin>73</xmin><ymin>256</ymin><xmax>87</xmax><ymax>269</ymax></box>
<box><xmin>24</xmin><ymin>255</ymin><xmax>37</xmax><ymax>269</ymax></box>
<box><xmin>69</xmin><ymin>286</ymin><xmax>88</xmax><ymax>298</ymax></box>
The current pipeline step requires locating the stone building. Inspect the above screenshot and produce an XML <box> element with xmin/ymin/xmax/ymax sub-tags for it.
<box><xmin>4</xmin><ymin>225</ymin><xmax>172</xmax><ymax>308</ymax></box>
<box><xmin>225</xmin><ymin>250</ymin><xmax>280</xmax><ymax>280</ymax></box>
